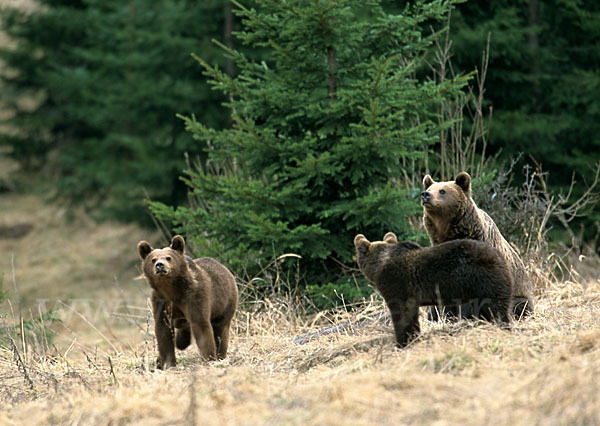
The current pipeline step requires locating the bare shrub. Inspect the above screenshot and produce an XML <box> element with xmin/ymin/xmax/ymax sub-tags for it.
<box><xmin>474</xmin><ymin>160</ymin><xmax>600</xmax><ymax>293</ymax></box>
<box><xmin>405</xmin><ymin>22</ymin><xmax>600</xmax><ymax>296</ymax></box>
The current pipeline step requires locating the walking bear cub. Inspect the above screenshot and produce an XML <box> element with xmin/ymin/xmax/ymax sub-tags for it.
<box><xmin>354</xmin><ymin>233</ymin><xmax>512</xmax><ymax>347</ymax></box>
<box><xmin>421</xmin><ymin>172</ymin><xmax>534</xmax><ymax>318</ymax></box>
<box><xmin>138</xmin><ymin>235</ymin><xmax>238</xmax><ymax>369</ymax></box>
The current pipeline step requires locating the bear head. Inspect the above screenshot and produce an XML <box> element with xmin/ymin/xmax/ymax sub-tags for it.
<box><xmin>421</xmin><ymin>172</ymin><xmax>472</xmax><ymax>220</ymax></box>
<box><xmin>138</xmin><ymin>235</ymin><xmax>188</xmax><ymax>285</ymax></box>
<box><xmin>353</xmin><ymin>232</ymin><xmax>399</xmax><ymax>283</ymax></box>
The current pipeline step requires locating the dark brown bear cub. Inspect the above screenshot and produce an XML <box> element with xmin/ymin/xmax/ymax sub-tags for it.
<box><xmin>354</xmin><ymin>233</ymin><xmax>512</xmax><ymax>347</ymax></box>
<box><xmin>138</xmin><ymin>235</ymin><xmax>238</xmax><ymax>369</ymax></box>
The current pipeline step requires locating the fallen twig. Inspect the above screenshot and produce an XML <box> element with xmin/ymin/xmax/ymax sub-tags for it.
<box><xmin>107</xmin><ymin>356</ymin><xmax>119</xmax><ymax>387</ymax></box>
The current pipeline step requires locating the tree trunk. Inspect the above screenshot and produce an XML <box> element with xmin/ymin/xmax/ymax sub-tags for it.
<box><xmin>327</xmin><ymin>45</ymin><xmax>337</xmax><ymax>100</ymax></box>
<box><xmin>224</xmin><ymin>2</ymin><xmax>235</xmax><ymax>77</ymax></box>
<box><xmin>527</xmin><ymin>0</ymin><xmax>540</xmax><ymax>103</ymax></box>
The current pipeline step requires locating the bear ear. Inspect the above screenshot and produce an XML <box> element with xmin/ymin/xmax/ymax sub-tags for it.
<box><xmin>354</xmin><ymin>234</ymin><xmax>370</xmax><ymax>249</ymax></box>
<box><xmin>170</xmin><ymin>235</ymin><xmax>185</xmax><ymax>253</ymax></box>
<box><xmin>423</xmin><ymin>174</ymin><xmax>435</xmax><ymax>189</ymax></box>
<box><xmin>138</xmin><ymin>241</ymin><xmax>153</xmax><ymax>260</ymax></box>
<box><xmin>383</xmin><ymin>232</ymin><xmax>398</xmax><ymax>244</ymax></box>
<box><xmin>455</xmin><ymin>172</ymin><xmax>471</xmax><ymax>193</ymax></box>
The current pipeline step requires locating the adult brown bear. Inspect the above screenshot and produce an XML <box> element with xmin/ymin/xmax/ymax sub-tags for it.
<box><xmin>421</xmin><ymin>172</ymin><xmax>534</xmax><ymax>319</ymax></box>
<box><xmin>138</xmin><ymin>235</ymin><xmax>238</xmax><ymax>369</ymax></box>
<box><xmin>354</xmin><ymin>232</ymin><xmax>512</xmax><ymax>347</ymax></box>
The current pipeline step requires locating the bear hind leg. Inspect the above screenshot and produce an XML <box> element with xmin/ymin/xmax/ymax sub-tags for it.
<box><xmin>427</xmin><ymin>303</ymin><xmax>474</xmax><ymax>322</ymax></box>
<box><xmin>478</xmin><ymin>297</ymin><xmax>512</xmax><ymax>325</ymax></box>
<box><xmin>175</xmin><ymin>325</ymin><xmax>191</xmax><ymax>350</ymax></box>
<box><xmin>512</xmin><ymin>297</ymin><xmax>534</xmax><ymax>319</ymax></box>
<box><xmin>212</xmin><ymin>320</ymin><xmax>232</xmax><ymax>360</ymax></box>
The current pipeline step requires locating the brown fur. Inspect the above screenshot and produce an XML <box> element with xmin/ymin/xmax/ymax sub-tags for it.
<box><xmin>138</xmin><ymin>235</ymin><xmax>238</xmax><ymax>369</ymax></box>
<box><xmin>421</xmin><ymin>172</ymin><xmax>534</xmax><ymax>318</ymax></box>
<box><xmin>354</xmin><ymin>233</ymin><xmax>512</xmax><ymax>347</ymax></box>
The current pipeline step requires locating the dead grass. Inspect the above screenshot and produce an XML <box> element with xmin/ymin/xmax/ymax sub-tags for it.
<box><xmin>1</xmin><ymin>281</ymin><xmax>599</xmax><ymax>425</ymax></box>
<box><xmin>0</xmin><ymin>192</ymin><xmax>156</xmax><ymax>304</ymax></box>
<box><xmin>1</xmin><ymin>191</ymin><xmax>600</xmax><ymax>425</ymax></box>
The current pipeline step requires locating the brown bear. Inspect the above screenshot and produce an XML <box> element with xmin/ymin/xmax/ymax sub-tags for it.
<box><xmin>137</xmin><ymin>235</ymin><xmax>238</xmax><ymax>369</ymax></box>
<box><xmin>421</xmin><ymin>172</ymin><xmax>534</xmax><ymax>318</ymax></box>
<box><xmin>354</xmin><ymin>232</ymin><xmax>512</xmax><ymax>347</ymax></box>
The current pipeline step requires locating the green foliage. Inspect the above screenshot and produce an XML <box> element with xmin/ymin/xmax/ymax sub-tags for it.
<box><xmin>0</xmin><ymin>0</ymin><xmax>232</xmax><ymax>223</ymax></box>
<box><xmin>307</xmin><ymin>280</ymin><xmax>374</xmax><ymax>311</ymax></box>
<box><xmin>151</xmin><ymin>0</ymin><xmax>467</xmax><ymax>305</ymax></box>
<box><xmin>449</xmin><ymin>0</ymin><xmax>600</xmax><ymax>239</ymax></box>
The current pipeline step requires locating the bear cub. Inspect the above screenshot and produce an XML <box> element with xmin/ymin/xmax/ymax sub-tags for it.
<box><xmin>354</xmin><ymin>232</ymin><xmax>512</xmax><ymax>347</ymax></box>
<box><xmin>138</xmin><ymin>235</ymin><xmax>238</xmax><ymax>369</ymax></box>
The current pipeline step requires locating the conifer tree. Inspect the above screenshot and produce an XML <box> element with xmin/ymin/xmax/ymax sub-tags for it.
<box><xmin>0</xmin><ymin>0</ymin><xmax>232</xmax><ymax>223</ymax></box>
<box><xmin>151</xmin><ymin>0</ymin><xmax>465</xmax><ymax>304</ymax></box>
<box><xmin>450</xmin><ymin>1</ymin><xmax>600</xmax><ymax>187</ymax></box>
<box><xmin>449</xmin><ymin>0</ymin><xmax>600</xmax><ymax>240</ymax></box>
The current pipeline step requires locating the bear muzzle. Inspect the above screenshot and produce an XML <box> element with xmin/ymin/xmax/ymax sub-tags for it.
<box><xmin>155</xmin><ymin>261</ymin><xmax>168</xmax><ymax>275</ymax></box>
<box><xmin>421</xmin><ymin>191</ymin><xmax>432</xmax><ymax>204</ymax></box>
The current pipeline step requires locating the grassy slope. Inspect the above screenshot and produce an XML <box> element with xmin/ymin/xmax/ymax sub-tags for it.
<box><xmin>1</xmin><ymin>189</ymin><xmax>599</xmax><ymax>425</ymax></box>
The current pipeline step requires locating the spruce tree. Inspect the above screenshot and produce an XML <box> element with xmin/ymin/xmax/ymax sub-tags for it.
<box><xmin>151</xmin><ymin>0</ymin><xmax>465</xmax><ymax>305</ymax></box>
<box><xmin>0</xmin><ymin>0</ymin><xmax>232</xmax><ymax>223</ymax></box>
<box><xmin>449</xmin><ymin>0</ymin><xmax>600</xmax><ymax>241</ymax></box>
<box><xmin>450</xmin><ymin>2</ymin><xmax>600</xmax><ymax>185</ymax></box>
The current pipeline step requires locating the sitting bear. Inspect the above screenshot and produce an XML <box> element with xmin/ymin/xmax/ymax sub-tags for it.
<box><xmin>138</xmin><ymin>235</ymin><xmax>238</xmax><ymax>369</ymax></box>
<box><xmin>354</xmin><ymin>232</ymin><xmax>512</xmax><ymax>347</ymax></box>
<box><xmin>422</xmin><ymin>172</ymin><xmax>534</xmax><ymax>318</ymax></box>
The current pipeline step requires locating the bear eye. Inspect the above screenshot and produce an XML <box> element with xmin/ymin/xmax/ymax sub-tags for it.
<box><xmin>151</xmin><ymin>258</ymin><xmax>157</xmax><ymax>264</ymax></box>
<box><xmin>166</xmin><ymin>256</ymin><xmax>172</xmax><ymax>262</ymax></box>
<box><xmin>439</xmin><ymin>189</ymin><xmax>446</xmax><ymax>195</ymax></box>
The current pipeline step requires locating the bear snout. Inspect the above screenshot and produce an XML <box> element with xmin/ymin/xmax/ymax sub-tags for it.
<box><xmin>155</xmin><ymin>261</ymin><xmax>167</xmax><ymax>274</ymax></box>
<box><xmin>421</xmin><ymin>191</ymin><xmax>432</xmax><ymax>204</ymax></box>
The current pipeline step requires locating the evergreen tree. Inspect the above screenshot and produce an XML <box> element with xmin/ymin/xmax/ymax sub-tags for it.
<box><xmin>151</xmin><ymin>0</ymin><xmax>465</xmax><ymax>305</ymax></box>
<box><xmin>447</xmin><ymin>0</ymin><xmax>600</xmax><ymax>241</ymax></box>
<box><xmin>449</xmin><ymin>1</ymin><xmax>600</xmax><ymax>191</ymax></box>
<box><xmin>0</xmin><ymin>0</ymin><xmax>233</xmax><ymax>223</ymax></box>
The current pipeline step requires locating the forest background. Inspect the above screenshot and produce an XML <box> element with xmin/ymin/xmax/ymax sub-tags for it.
<box><xmin>1</xmin><ymin>2</ymin><xmax>599</xmax><ymax>423</ymax></box>
<box><xmin>1</xmin><ymin>0</ymin><xmax>599</xmax><ymax>307</ymax></box>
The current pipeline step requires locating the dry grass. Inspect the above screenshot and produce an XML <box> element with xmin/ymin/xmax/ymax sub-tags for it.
<box><xmin>1</xmin><ymin>284</ymin><xmax>599</xmax><ymax>426</ymax></box>
<box><xmin>1</xmin><ymin>191</ymin><xmax>600</xmax><ymax>425</ymax></box>
<box><xmin>0</xmin><ymin>192</ymin><xmax>155</xmax><ymax>304</ymax></box>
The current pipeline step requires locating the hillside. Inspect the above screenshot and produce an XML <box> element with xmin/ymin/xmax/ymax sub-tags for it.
<box><xmin>1</xmin><ymin>186</ymin><xmax>600</xmax><ymax>425</ymax></box>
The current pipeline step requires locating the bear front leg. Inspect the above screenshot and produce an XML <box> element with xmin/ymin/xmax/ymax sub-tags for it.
<box><xmin>387</xmin><ymin>298</ymin><xmax>420</xmax><ymax>347</ymax></box>
<box><xmin>151</xmin><ymin>293</ymin><xmax>176</xmax><ymax>369</ymax></box>
<box><xmin>187</xmin><ymin>297</ymin><xmax>217</xmax><ymax>361</ymax></box>
<box><xmin>190</xmin><ymin>320</ymin><xmax>217</xmax><ymax>361</ymax></box>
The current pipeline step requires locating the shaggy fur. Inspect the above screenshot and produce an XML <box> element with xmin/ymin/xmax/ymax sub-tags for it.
<box><xmin>422</xmin><ymin>172</ymin><xmax>534</xmax><ymax>318</ymax></box>
<box><xmin>354</xmin><ymin>232</ymin><xmax>512</xmax><ymax>347</ymax></box>
<box><xmin>138</xmin><ymin>235</ymin><xmax>238</xmax><ymax>369</ymax></box>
